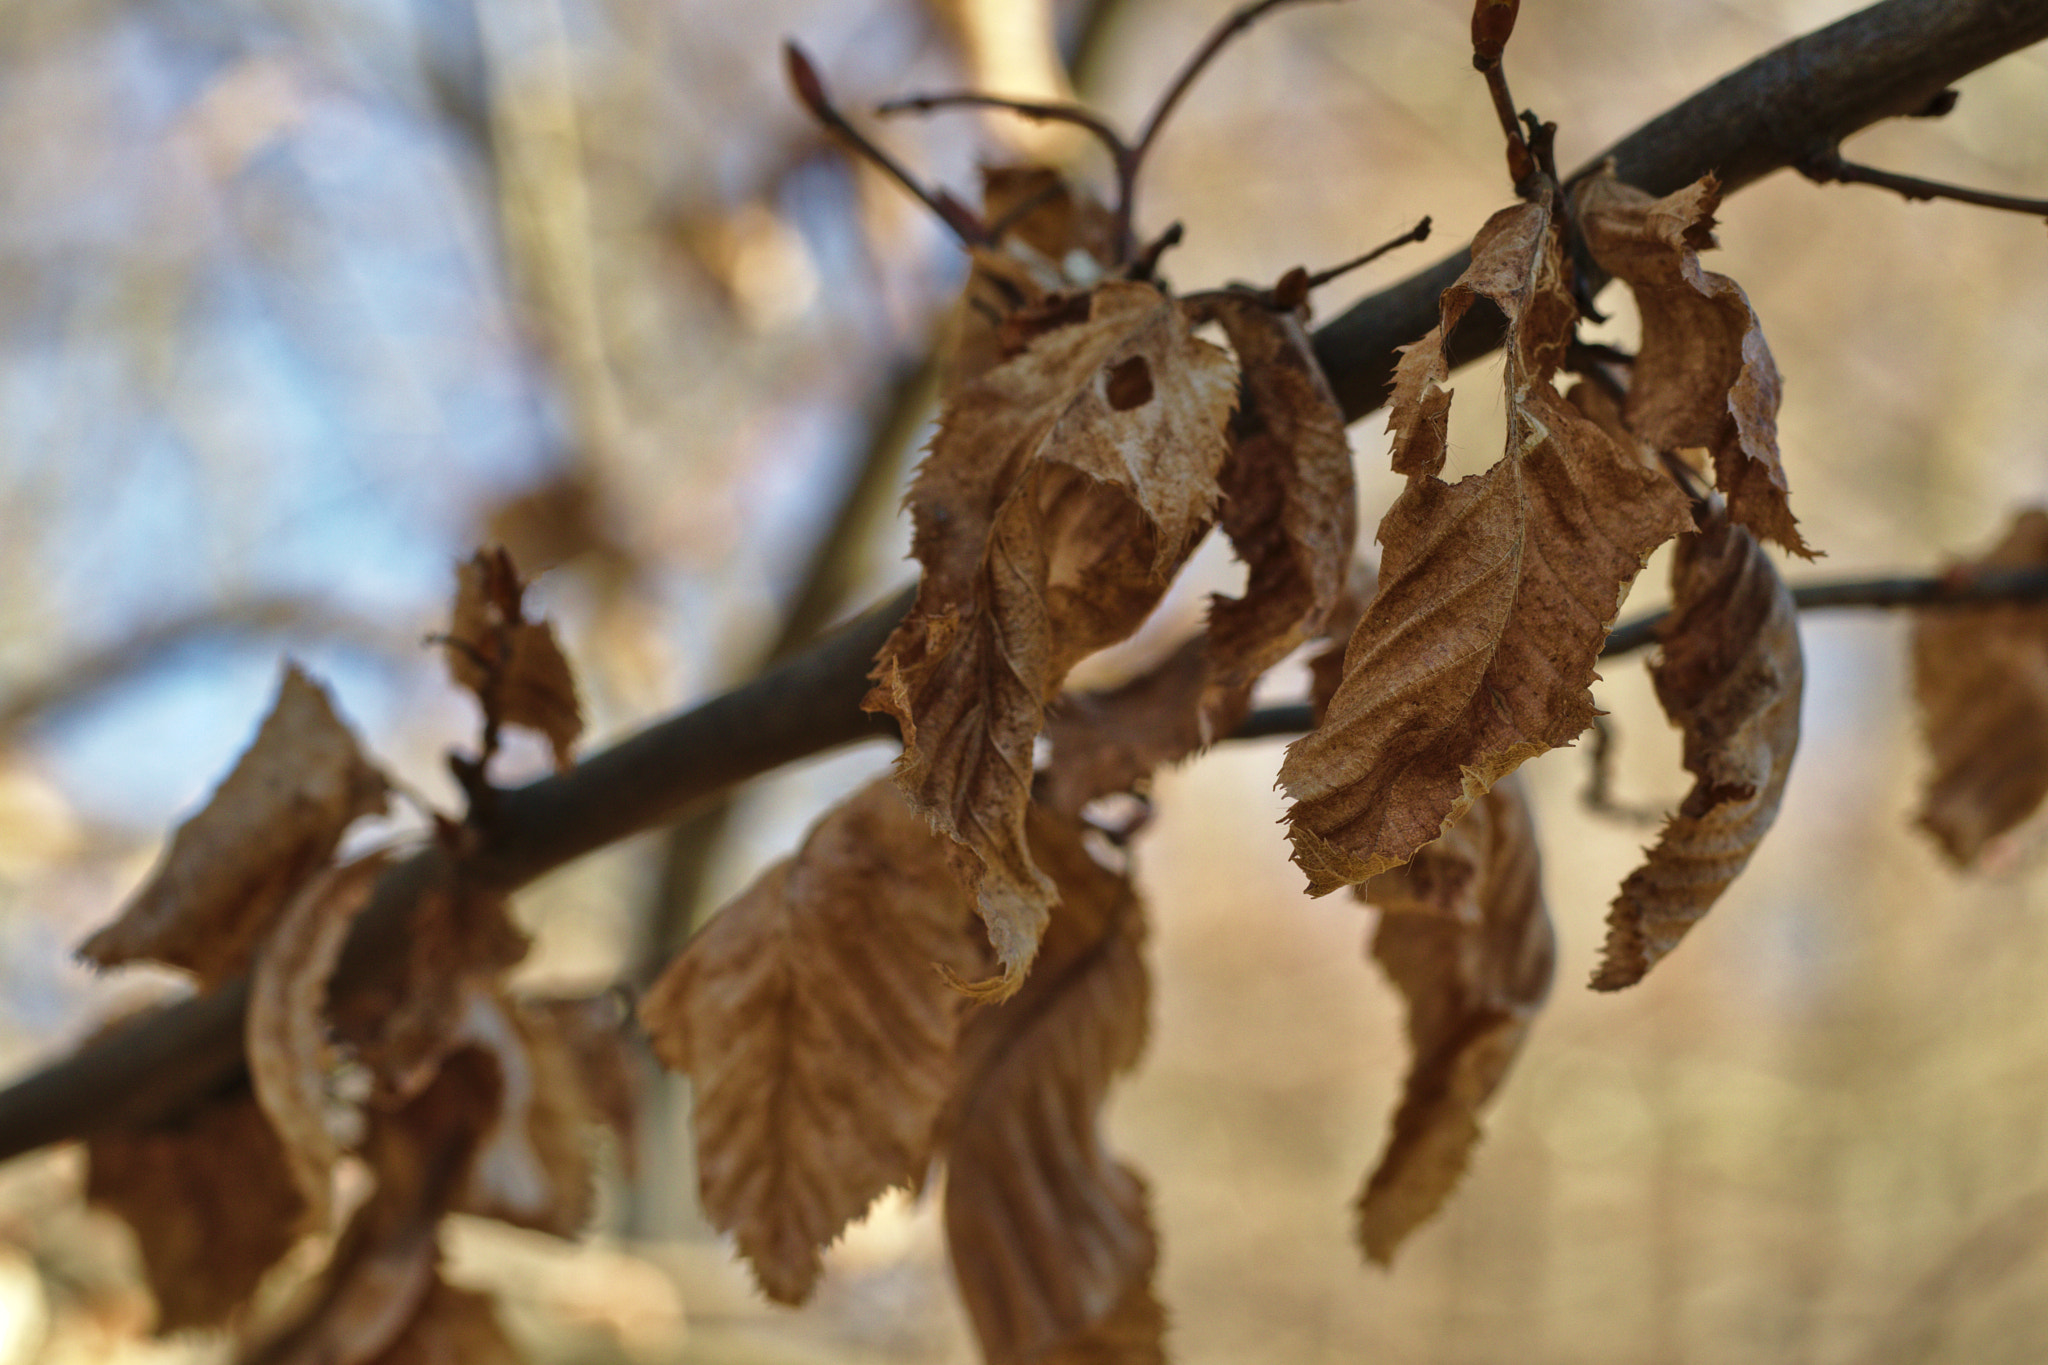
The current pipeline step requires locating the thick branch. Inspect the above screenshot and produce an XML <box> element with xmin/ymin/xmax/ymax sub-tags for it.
<box><xmin>1311</xmin><ymin>0</ymin><xmax>2048</xmax><ymax>421</ymax></box>
<box><xmin>2</xmin><ymin>0</ymin><xmax>2047</xmax><ymax>1164</ymax></box>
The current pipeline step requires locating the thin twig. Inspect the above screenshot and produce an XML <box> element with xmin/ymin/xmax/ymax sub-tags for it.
<box><xmin>1801</xmin><ymin>145</ymin><xmax>2048</xmax><ymax>218</ymax></box>
<box><xmin>1121</xmin><ymin>0</ymin><xmax>1345</xmax><ymax>259</ymax></box>
<box><xmin>783</xmin><ymin>43</ymin><xmax>992</xmax><ymax>248</ymax></box>
<box><xmin>1302</xmin><ymin>217</ymin><xmax>1434</xmax><ymax>291</ymax></box>
<box><xmin>875</xmin><ymin>91</ymin><xmax>1132</xmax><ymax>175</ymax></box>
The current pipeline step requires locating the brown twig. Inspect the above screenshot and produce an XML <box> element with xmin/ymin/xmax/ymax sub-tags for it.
<box><xmin>783</xmin><ymin>43</ymin><xmax>992</xmax><ymax>248</ymax></box>
<box><xmin>1800</xmin><ymin>144</ymin><xmax>2048</xmax><ymax>218</ymax></box>
<box><xmin>1311</xmin><ymin>0</ymin><xmax>2048</xmax><ymax>422</ymax></box>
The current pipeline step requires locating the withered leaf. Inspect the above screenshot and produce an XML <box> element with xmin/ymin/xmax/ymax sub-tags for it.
<box><xmin>516</xmin><ymin>992</ymin><xmax>640</xmax><ymax>1175</ymax></box>
<box><xmin>1912</xmin><ymin>508</ymin><xmax>2048</xmax><ymax>866</ymax></box>
<box><xmin>79</xmin><ymin>664</ymin><xmax>389</xmax><ymax>986</ymax></box>
<box><xmin>1281</xmin><ymin>198</ymin><xmax>1691</xmax><ymax>894</ymax></box>
<box><xmin>329</xmin><ymin>877</ymin><xmax>529</xmax><ymax>1104</ymax></box>
<box><xmin>446</xmin><ymin>548</ymin><xmax>584</xmax><ymax>769</ymax></box>
<box><xmin>638</xmin><ymin>778</ymin><xmax>989</xmax><ymax>1305</ymax></box>
<box><xmin>943</xmin><ymin>807</ymin><xmax>1159</xmax><ymax>1365</ymax></box>
<box><xmin>247</xmin><ymin>854</ymin><xmax>392</xmax><ymax>1231</ymax></box>
<box><xmin>949</xmin><ymin>166</ymin><xmax>1122</xmax><ymax>387</ymax></box>
<box><xmin>240</xmin><ymin>1048</ymin><xmax>501</xmax><ymax>1365</ymax></box>
<box><xmin>1572</xmin><ymin>168</ymin><xmax>1813</xmax><ymax>558</ymax></box>
<box><xmin>1041</xmin><ymin>636</ymin><xmax>1212</xmax><ymax>823</ymax></box>
<box><xmin>452</xmin><ymin>991</ymin><xmax>597</xmax><ymax>1238</ymax></box>
<box><xmin>868</xmin><ymin>279</ymin><xmax>1236</xmax><ymax>995</ymax></box>
<box><xmin>1197</xmin><ymin>292</ymin><xmax>1357</xmax><ymax>721</ymax></box>
<box><xmin>87</xmin><ymin>1085</ymin><xmax>310</xmax><ymax>1334</ymax></box>
<box><xmin>1594</xmin><ymin>504</ymin><xmax>1802</xmax><ymax>989</ymax></box>
<box><xmin>1358</xmin><ymin>774</ymin><xmax>1553</xmax><ymax>1264</ymax></box>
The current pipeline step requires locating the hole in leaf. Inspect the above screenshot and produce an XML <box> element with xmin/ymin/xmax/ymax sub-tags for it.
<box><xmin>1105</xmin><ymin>355</ymin><xmax>1154</xmax><ymax>410</ymax></box>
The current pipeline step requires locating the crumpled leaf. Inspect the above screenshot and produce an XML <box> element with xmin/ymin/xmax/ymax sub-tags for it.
<box><xmin>638</xmin><ymin>778</ymin><xmax>989</xmax><ymax>1305</ymax></box>
<box><xmin>446</xmin><ymin>547</ymin><xmax>584</xmax><ymax>769</ymax></box>
<box><xmin>1912</xmin><ymin>508</ymin><xmax>2048</xmax><ymax>866</ymax></box>
<box><xmin>328</xmin><ymin>877</ymin><xmax>529</xmax><ymax>1104</ymax></box>
<box><xmin>867</xmin><ymin>279</ymin><xmax>1237</xmax><ymax>995</ymax></box>
<box><xmin>949</xmin><ymin>166</ymin><xmax>1121</xmax><ymax>388</ymax></box>
<box><xmin>240</xmin><ymin>1047</ymin><xmax>501</xmax><ymax>1365</ymax></box>
<box><xmin>1594</xmin><ymin>503</ymin><xmax>1802</xmax><ymax>989</ymax></box>
<box><xmin>78</xmin><ymin>664</ymin><xmax>388</xmax><ymax>986</ymax></box>
<box><xmin>1281</xmin><ymin>196</ymin><xmax>1691</xmax><ymax>894</ymax></box>
<box><xmin>1196</xmin><ymin>291</ymin><xmax>1357</xmax><ymax>721</ymax></box>
<box><xmin>247</xmin><ymin>854</ymin><xmax>391</xmax><ymax>1231</ymax></box>
<box><xmin>942</xmin><ymin>807</ymin><xmax>1159</xmax><ymax>1365</ymax></box>
<box><xmin>1040</xmin><ymin>636</ymin><xmax>1212</xmax><ymax>823</ymax></box>
<box><xmin>1572</xmin><ymin>168</ymin><xmax>1813</xmax><ymax>559</ymax></box>
<box><xmin>1358</xmin><ymin>774</ymin><xmax>1553</xmax><ymax>1264</ymax></box>
<box><xmin>516</xmin><ymin>992</ymin><xmax>640</xmax><ymax>1174</ymax></box>
<box><xmin>87</xmin><ymin>1085</ymin><xmax>310</xmax><ymax>1334</ymax></box>
<box><xmin>450</xmin><ymin>991</ymin><xmax>598</xmax><ymax>1238</ymax></box>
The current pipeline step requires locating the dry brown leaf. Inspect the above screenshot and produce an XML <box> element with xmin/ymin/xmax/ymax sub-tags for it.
<box><xmin>638</xmin><ymin>778</ymin><xmax>989</xmax><ymax>1305</ymax></box>
<box><xmin>1281</xmin><ymin>197</ymin><xmax>1691</xmax><ymax>894</ymax></box>
<box><xmin>247</xmin><ymin>854</ymin><xmax>391</xmax><ymax>1231</ymax></box>
<box><xmin>1594</xmin><ymin>504</ymin><xmax>1802</xmax><ymax>989</ymax></box>
<box><xmin>949</xmin><ymin>167</ymin><xmax>1121</xmax><ymax>387</ymax></box>
<box><xmin>1357</xmin><ymin>774</ymin><xmax>1553</xmax><ymax>1264</ymax></box>
<box><xmin>1912</xmin><ymin>508</ymin><xmax>2048</xmax><ymax>866</ymax></box>
<box><xmin>87</xmin><ymin>1086</ymin><xmax>311</xmax><ymax>1333</ymax></box>
<box><xmin>868</xmin><ymin>279</ymin><xmax>1237</xmax><ymax>995</ymax></box>
<box><xmin>240</xmin><ymin>1048</ymin><xmax>501</xmax><ymax>1365</ymax></box>
<box><xmin>78</xmin><ymin>664</ymin><xmax>389</xmax><ymax>986</ymax></box>
<box><xmin>942</xmin><ymin>807</ymin><xmax>1159</xmax><ymax>1365</ymax></box>
<box><xmin>451</xmin><ymin>991</ymin><xmax>597</xmax><ymax>1238</ymax></box>
<box><xmin>1198</xmin><ymin>292</ymin><xmax>1357</xmax><ymax>719</ymax></box>
<box><xmin>329</xmin><ymin>877</ymin><xmax>529</xmax><ymax>1104</ymax></box>
<box><xmin>365</xmin><ymin>1279</ymin><xmax>524</xmax><ymax>1365</ymax></box>
<box><xmin>1040</xmin><ymin>636</ymin><xmax>1212</xmax><ymax>823</ymax></box>
<box><xmin>1572</xmin><ymin>168</ymin><xmax>1813</xmax><ymax>558</ymax></box>
<box><xmin>516</xmin><ymin>992</ymin><xmax>640</xmax><ymax>1175</ymax></box>
<box><xmin>446</xmin><ymin>548</ymin><xmax>584</xmax><ymax>769</ymax></box>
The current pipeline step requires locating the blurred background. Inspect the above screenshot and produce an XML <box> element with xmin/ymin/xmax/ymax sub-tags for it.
<box><xmin>0</xmin><ymin>0</ymin><xmax>2045</xmax><ymax>1360</ymax></box>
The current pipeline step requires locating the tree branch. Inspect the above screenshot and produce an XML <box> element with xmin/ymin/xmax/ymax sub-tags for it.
<box><xmin>1310</xmin><ymin>0</ymin><xmax>2048</xmax><ymax>421</ymax></box>
<box><xmin>2</xmin><ymin>0</ymin><xmax>2047</xmax><ymax>1165</ymax></box>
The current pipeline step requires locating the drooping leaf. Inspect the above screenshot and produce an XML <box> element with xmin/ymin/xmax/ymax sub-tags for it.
<box><xmin>1572</xmin><ymin>168</ymin><xmax>1813</xmax><ymax>558</ymax></box>
<box><xmin>942</xmin><ymin>807</ymin><xmax>1159</xmax><ymax>1365</ymax></box>
<box><xmin>238</xmin><ymin>1048</ymin><xmax>501</xmax><ymax>1365</ymax></box>
<box><xmin>1358</xmin><ymin>774</ymin><xmax>1553</xmax><ymax>1264</ymax></box>
<box><xmin>446</xmin><ymin>548</ymin><xmax>584</xmax><ymax>769</ymax></box>
<box><xmin>867</xmin><ymin>279</ymin><xmax>1237</xmax><ymax>995</ymax></box>
<box><xmin>1281</xmin><ymin>197</ymin><xmax>1691</xmax><ymax>894</ymax></box>
<box><xmin>78</xmin><ymin>664</ymin><xmax>389</xmax><ymax>986</ymax></box>
<box><xmin>87</xmin><ymin>1085</ymin><xmax>310</xmax><ymax>1334</ymax></box>
<box><xmin>1594</xmin><ymin>503</ymin><xmax>1802</xmax><ymax>989</ymax></box>
<box><xmin>327</xmin><ymin>876</ymin><xmax>529</xmax><ymax>1105</ymax></box>
<box><xmin>247</xmin><ymin>854</ymin><xmax>391</xmax><ymax>1230</ymax></box>
<box><xmin>1911</xmin><ymin>508</ymin><xmax>2048</xmax><ymax>866</ymax></box>
<box><xmin>638</xmin><ymin>778</ymin><xmax>989</xmax><ymax>1304</ymax></box>
<box><xmin>1196</xmin><ymin>291</ymin><xmax>1357</xmax><ymax>720</ymax></box>
<box><xmin>451</xmin><ymin>991</ymin><xmax>598</xmax><ymax>1238</ymax></box>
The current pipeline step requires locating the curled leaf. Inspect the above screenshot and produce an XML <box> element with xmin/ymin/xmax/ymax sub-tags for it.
<box><xmin>1912</xmin><ymin>508</ymin><xmax>2048</xmax><ymax>866</ymax></box>
<box><xmin>1281</xmin><ymin>198</ymin><xmax>1690</xmax><ymax>894</ymax></box>
<box><xmin>87</xmin><ymin>1086</ymin><xmax>310</xmax><ymax>1334</ymax></box>
<box><xmin>247</xmin><ymin>854</ymin><xmax>391</xmax><ymax>1230</ymax></box>
<box><xmin>78</xmin><ymin>665</ymin><xmax>388</xmax><ymax>986</ymax></box>
<box><xmin>1573</xmin><ymin>168</ymin><xmax>1812</xmax><ymax>558</ymax></box>
<box><xmin>942</xmin><ymin>808</ymin><xmax>1159</xmax><ymax>1365</ymax></box>
<box><xmin>638</xmin><ymin>779</ymin><xmax>989</xmax><ymax>1304</ymax></box>
<box><xmin>451</xmin><ymin>991</ymin><xmax>598</xmax><ymax>1239</ymax></box>
<box><xmin>446</xmin><ymin>548</ymin><xmax>584</xmax><ymax>769</ymax></box>
<box><xmin>1358</xmin><ymin>775</ymin><xmax>1553</xmax><ymax>1264</ymax></box>
<box><xmin>1197</xmin><ymin>292</ymin><xmax>1357</xmax><ymax>722</ymax></box>
<box><xmin>868</xmin><ymin>279</ymin><xmax>1236</xmax><ymax>994</ymax></box>
<box><xmin>1594</xmin><ymin>503</ymin><xmax>1803</xmax><ymax>989</ymax></box>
